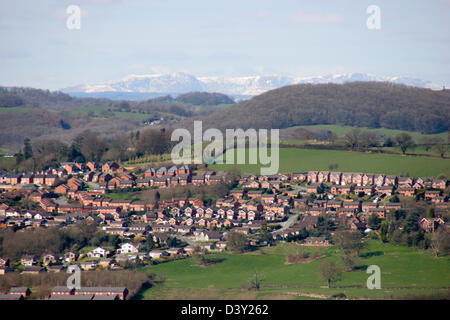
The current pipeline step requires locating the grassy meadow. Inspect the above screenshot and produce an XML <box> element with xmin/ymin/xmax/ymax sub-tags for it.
<box><xmin>141</xmin><ymin>240</ymin><xmax>450</xmax><ymax>300</ymax></box>
<box><xmin>209</xmin><ymin>147</ymin><xmax>450</xmax><ymax>178</ymax></box>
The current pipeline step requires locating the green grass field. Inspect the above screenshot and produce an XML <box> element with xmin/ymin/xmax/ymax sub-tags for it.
<box><xmin>70</xmin><ymin>105</ymin><xmax>153</xmax><ymax>121</ymax></box>
<box><xmin>141</xmin><ymin>240</ymin><xmax>450</xmax><ymax>300</ymax></box>
<box><xmin>289</xmin><ymin>124</ymin><xmax>448</xmax><ymax>142</ymax></box>
<box><xmin>209</xmin><ymin>148</ymin><xmax>450</xmax><ymax>178</ymax></box>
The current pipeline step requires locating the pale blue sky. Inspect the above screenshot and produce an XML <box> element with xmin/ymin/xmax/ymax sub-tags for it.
<box><xmin>0</xmin><ymin>0</ymin><xmax>449</xmax><ymax>89</ymax></box>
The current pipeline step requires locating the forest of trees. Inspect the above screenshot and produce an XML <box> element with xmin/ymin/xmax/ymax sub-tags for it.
<box><xmin>0</xmin><ymin>87</ymin><xmax>236</xmax><ymax>151</ymax></box>
<box><xmin>0</xmin><ymin>127</ymin><xmax>174</xmax><ymax>172</ymax></box>
<box><xmin>199</xmin><ymin>82</ymin><xmax>450</xmax><ymax>134</ymax></box>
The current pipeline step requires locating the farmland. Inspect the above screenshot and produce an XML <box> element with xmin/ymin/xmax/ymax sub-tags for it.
<box><xmin>210</xmin><ymin>147</ymin><xmax>450</xmax><ymax>178</ymax></box>
<box><xmin>141</xmin><ymin>240</ymin><xmax>450</xmax><ymax>300</ymax></box>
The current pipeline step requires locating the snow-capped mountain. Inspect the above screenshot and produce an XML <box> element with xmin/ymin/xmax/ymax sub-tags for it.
<box><xmin>63</xmin><ymin>72</ymin><xmax>442</xmax><ymax>98</ymax></box>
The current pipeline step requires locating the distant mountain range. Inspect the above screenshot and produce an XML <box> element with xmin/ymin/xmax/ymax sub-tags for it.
<box><xmin>63</xmin><ymin>72</ymin><xmax>443</xmax><ymax>100</ymax></box>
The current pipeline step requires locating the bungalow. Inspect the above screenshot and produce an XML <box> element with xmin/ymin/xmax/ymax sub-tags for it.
<box><xmin>149</xmin><ymin>250</ymin><xmax>169</xmax><ymax>259</ymax></box>
<box><xmin>79</xmin><ymin>261</ymin><xmax>98</xmax><ymax>271</ymax></box>
<box><xmin>51</xmin><ymin>286</ymin><xmax>75</xmax><ymax>296</ymax></box>
<box><xmin>9</xmin><ymin>287</ymin><xmax>31</xmax><ymax>297</ymax></box>
<box><xmin>21</xmin><ymin>266</ymin><xmax>44</xmax><ymax>274</ymax></box>
<box><xmin>75</xmin><ymin>287</ymin><xmax>128</xmax><ymax>300</ymax></box>
<box><xmin>305</xmin><ymin>237</ymin><xmax>329</xmax><ymax>246</ymax></box>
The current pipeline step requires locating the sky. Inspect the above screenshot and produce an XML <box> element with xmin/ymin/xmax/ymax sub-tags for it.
<box><xmin>0</xmin><ymin>0</ymin><xmax>449</xmax><ymax>90</ymax></box>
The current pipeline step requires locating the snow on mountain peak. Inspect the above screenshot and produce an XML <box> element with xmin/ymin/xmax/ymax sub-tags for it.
<box><xmin>63</xmin><ymin>72</ymin><xmax>443</xmax><ymax>96</ymax></box>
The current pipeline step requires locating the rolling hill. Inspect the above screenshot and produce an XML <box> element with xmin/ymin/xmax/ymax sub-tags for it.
<box><xmin>197</xmin><ymin>82</ymin><xmax>450</xmax><ymax>134</ymax></box>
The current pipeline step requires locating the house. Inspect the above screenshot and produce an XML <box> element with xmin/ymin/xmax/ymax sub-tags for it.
<box><xmin>102</xmin><ymin>161</ymin><xmax>120</xmax><ymax>174</ymax></box>
<box><xmin>20</xmin><ymin>255</ymin><xmax>36</xmax><ymax>266</ymax></box>
<box><xmin>384</xmin><ymin>175</ymin><xmax>397</xmax><ymax>186</ymax></box>
<box><xmin>44</xmin><ymin>174</ymin><xmax>59</xmax><ymax>186</ymax></box>
<box><xmin>51</xmin><ymin>286</ymin><xmax>75</xmax><ymax>296</ymax></box>
<box><xmin>64</xmin><ymin>252</ymin><xmax>78</xmax><ymax>263</ymax></box>
<box><xmin>374</xmin><ymin>174</ymin><xmax>385</xmax><ymax>187</ymax></box>
<box><xmin>87</xmin><ymin>247</ymin><xmax>110</xmax><ymax>258</ymax></box>
<box><xmin>425</xmin><ymin>190</ymin><xmax>441</xmax><ymax>200</ymax></box>
<box><xmin>79</xmin><ymin>261</ymin><xmax>98</xmax><ymax>271</ymax></box>
<box><xmin>116</xmin><ymin>243</ymin><xmax>138</xmax><ymax>254</ymax></box>
<box><xmin>21</xmin><ymin>266</ymin><xmax>44</xmax><ymax>274</ymax></box>
<box><xmin>75</xmin><ymin>287</ymin><xmax>128</xmax><ymax>300</ymax></box>
<box><xmin>149</xmin><ymin>250</ymin><xmax>169</xmax><ymax>259</ymax></box>
<box><xmin>0</xmin><ymin>294</ymin><xmax>24</xmax><ymax>300</ymax></box>
<box><xmin>43</xmin><ymin>254</ymin><xmax>58</xmax><ymax>265</ymax></box>
<box><xmin>9</xmin><ymin>287</ymin><xmax>31</xmax><ymax>297</ymax></box>
<box><xmin>307</xmin><ymin>171</ymin><xmax>319</xmax><ymax>183</ymax></box>
<box><xmin>398</xmin><ymin>187</ymin><xmax>415</xmax><ymax>197</ymax></box>
<box><xmin>305</xmin><ymin>237</ymin><xmax>329</xmax><ymax>246</ymax></box>
<box><xmin>354</xmin><ymin>185</ymin><xmax>374</xmax><ymax>196</ymax></box>
<box><xmin>432</xmin><ymin>179</ymin><xmax>447</xmax><ymax>190</ymax></box>
<box><xmin>306</xmin><ymin>183</ymin><xmax>321</xmax><ymax>194</ymax></box>
<box><xmin>341</xmin><ymin>173</ymin><xmax>353</xmax><ymax>185</ymax></box>
<box><xmin>329</xmin><ymin>172</ymin><xmax>342</xmax><ymax>185</ymax></box>
<box><xmin>376</xmin><ymin>186</ymin><xmax>394</xmax><ymax>196</ymax></box>
<box><xmin>419</xmin><ymin>217</ymin><xmax>445</xmax><ymax>233</ymax></box>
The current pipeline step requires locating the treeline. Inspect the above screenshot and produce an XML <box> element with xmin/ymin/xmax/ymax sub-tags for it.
<box><xmin>0</xmin><ymin>87</ymin><xmax>234</xmax><ymax>151</ymax></box>
<box><xmin>2</xmin><ymin>127</ymin><xmax>174</xmax><ymax>172</ymax></box>
<box><xmin>288</xmin><ymin>127</ymin><xmax>449</xmax><ymax>157</ymax></box>
<box><xmin>175</xmin><ymin>92</ymin><xmax>235</xmax><ymax>106</ymax></box>
<box><xmin>0</xmin><ymin>222</ymin><xmax>120</xmax><ymax>261</ymax></box>
<box><xmin>200</xmin><ymin>82</ymin><xmax>450</xmax><ymax>134</ymax></box>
